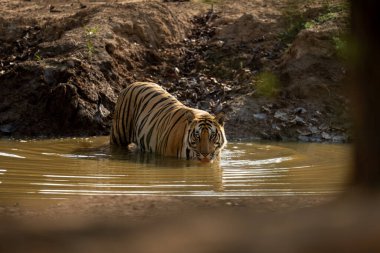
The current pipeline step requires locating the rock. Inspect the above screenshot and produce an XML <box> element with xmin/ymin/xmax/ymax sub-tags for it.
<box><xmin>298</xmin><ymin>135</ymin><xmax>310</xmax><ymax>142</ymax></box>
<box><xmin>272</xmin><ymin>124</ymin><xmax>281</xmax><ymax>131</ymax></box>
<box><xmin>0</xmin><ymin>124</ymin><xmax>16</xmax><ymax>134</ymax></box>
<box><xmin>99</xmin><ymin>104</ymin><xmax>110</xmax><ymax>118</ymax></box>
<box><xmin>321</xmin><ymin>132</ymin><xmax>331</xmax><ymax>140</ymax></box>
<box><xmin>294</xmin><ymin>107</ymin><xmax>307</xmax><ymax>114</ymax></box>
<box><xmin>297</xmin><ymin>129</ymin><xmax>311</xmax><ymax>136</ymax></box>
<box><xmin>174</xmin><ymin>67</ymin><xmax>180</xmax><ymax>76</ymax></box>
<box><xmin>253</xmin><ymin>113</ymin><xmax>267</xmax><ymax>121</ymax></box>
<box><xmin>332</xmin><ymin>134</ymin><xmax>348</xmax><ymax>143</ymax></box>
<box><xmin>290</xmin><ymin>116</ymin><xmax>306</xmax><ymax>125</ymax></box>
<box><xmin>196</xmin><ymin>101</ymin><xmax>209</xmax><ymax>110</ymax></box>
<box><xmin>319</xmin><ymin>124</ymin><xmax>329</xmax><ymax>131</ymax></box>
<box><xmin>308</xmin><ymin>126</ymin><xmax>319</xmax><ymax>134</ymax></box>
<box><xmin>261</xmin><ymin>105</ymin><xmax>272</xmax><ymax>113</ymax></box>
<box><xmin>274</xmin><ymin>111</ymin><xmax>289</xmax><ymax>122</ymax></box>
<box><xmin>43</xmin><ymin>67</ymin><xmax>58</xmax><ymax>85</ymax></box>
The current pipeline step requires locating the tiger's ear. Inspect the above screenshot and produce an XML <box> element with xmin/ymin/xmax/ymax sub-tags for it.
<box><xmin>185</xmin><ymin>111</ymin><xmax>195</xmax><ymax>124</ymax></box>
<box><xmin>215</xmin><ymin>112</ymin><xmax>225</xmax><ymax>126</ymax></box>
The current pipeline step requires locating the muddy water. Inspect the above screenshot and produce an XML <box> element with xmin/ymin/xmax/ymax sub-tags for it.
<box><xmin>0</xmin><ymin>137</ymin><xmax>352</xmax><ymax>202</ymax></box>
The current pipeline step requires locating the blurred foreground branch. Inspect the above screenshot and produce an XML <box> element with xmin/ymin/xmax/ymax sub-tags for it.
<box><xmin>349</xmin><ymin>0</ymin><xmax>380</xmax><ymax>190</ymax></box>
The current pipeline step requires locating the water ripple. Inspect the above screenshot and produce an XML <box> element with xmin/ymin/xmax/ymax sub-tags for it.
<box><xmin>0</xmin><ymin>152</ymin><xmax>26</xmax><ymax>159</ymax></box>
<box><xmin>0</xmin><ymin>137</ymin><xmax>352</xmax><ymax>200</ymax></box>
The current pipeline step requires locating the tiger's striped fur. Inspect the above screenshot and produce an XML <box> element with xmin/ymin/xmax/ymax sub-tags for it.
<box><xmin>110</xmin><ymin>82</ymin><xmax>227</xmax><ymax>162</ymax></box>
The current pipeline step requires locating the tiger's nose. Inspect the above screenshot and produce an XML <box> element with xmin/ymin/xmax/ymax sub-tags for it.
<box><xmin>200</xmin><ymin>158</ymin><xmax>210</xmax><ymax>162</ymax></box>
<box><xmin>199</xmin><ymin>153</ymin><xmax>211</xmax><ymax>162</ymax></box>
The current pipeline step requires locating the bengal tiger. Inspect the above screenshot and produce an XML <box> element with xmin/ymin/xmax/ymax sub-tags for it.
<box><xmin>110</xmin><ymin>82</ymin><xmax>227</xmax><ymax>162</ymax></box>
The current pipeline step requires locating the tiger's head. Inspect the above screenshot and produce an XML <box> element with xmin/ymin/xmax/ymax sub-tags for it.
<box><xmin>186</xmin><ymin>112</ymin><xmax>227</xmax><ymax>163</ymax></box>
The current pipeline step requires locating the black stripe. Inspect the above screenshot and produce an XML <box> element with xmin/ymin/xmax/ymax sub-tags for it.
<box><xmin>139</xmin><ymin>135</ymin><xmax>145</xmax><ymax>151</ymax></box>
<box><xmin>149</xmin><ymin>101</ymin><xmax>179</xmax><ymax>130</ymax></box>
<box><xmin>118</xmin><ymin>89</ymin><xmax>130</xmax><ymax>145</ymax></box>
<box><xmin>146</xmin><ymin>125</ymin><xmax>155</xmax><ymax>148</ymax></box>
<box><xmin>129</xmin><ymin>85</ymin><xmax>150</xmax><ymax>142</ymax></box>
<box><xmin>160</xmin><ymin>110</ymin><xmax>186</xmax><ymax>153</ymax></box>
<box><xmin>137</xmin><ymin>96</ymin><xmax>170</xmax><ymax>135</ymax></box>
<box><xmin>123</xmin><ymin>87</ymin><xmax>135</xmax><ymax>143</ymax></box>
<box><xmin>137</xmin><ymin>91</ymin><xmax>162</xmax><ymax>134</ymax></box>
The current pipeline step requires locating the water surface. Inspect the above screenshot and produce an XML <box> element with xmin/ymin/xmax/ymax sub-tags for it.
<box><xmin>0</xmin><ymin>137</ymin><xmax>352</xmax><ymax>202</ymax></box>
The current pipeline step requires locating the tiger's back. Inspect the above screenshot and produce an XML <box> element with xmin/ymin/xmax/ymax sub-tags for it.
<box><xmin>111</xmin><ymin>82</ymin><xmax>226</xmax><ymax>161</ymax></box>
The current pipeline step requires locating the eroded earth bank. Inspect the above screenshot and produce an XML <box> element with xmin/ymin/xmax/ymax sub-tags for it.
<box><xmin>0</xmin><ymin>0</ymin><xmax>351</xmax><ymax>142</ymax></box>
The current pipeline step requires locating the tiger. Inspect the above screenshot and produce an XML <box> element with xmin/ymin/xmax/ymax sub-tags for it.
<box><xmin>110</xmin><ymin>82</ymin><xmax>227</xmax><ymax>162</ymax></box>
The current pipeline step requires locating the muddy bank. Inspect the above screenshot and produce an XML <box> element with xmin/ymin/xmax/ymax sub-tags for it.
<box><xmin>0</xmin><ymin>0</ymin><xmax>351</xmax><ymax>142</ymax></box>
<box><xmin>2</xmin><ymin>194</ymin><xmax>380</xmax><ymax>253</ymax></box>
<box><xmin>0</xmin><ymin>195</ymin><xmax>334</xmax><ymax>222</ymax></box>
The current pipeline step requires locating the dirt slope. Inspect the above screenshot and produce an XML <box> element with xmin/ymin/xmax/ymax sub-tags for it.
<box><xmin>0</xmin><ymin>0</ymin><xmax>350</xmax><ymax>141</ymax></box>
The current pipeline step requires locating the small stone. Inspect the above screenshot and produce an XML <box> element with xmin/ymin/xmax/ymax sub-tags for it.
<box><xmin>174</xmin><ymin>67</ymin><xmax>180</xmax><ymax>76</ymax></box>
<box><xmin>261</xmin><ymin>105</ymin><xmax>271</xmax><ymax>113</ymax></box>
<box><xmin>210</xmin><ymin>77</ymin><xmax>218</xmax><ymax>84</ymax></box>
<box><xmin>274</xmin><ymin>111</ymin><xmax>289</xmax><ymax>121</ymax></box>
<box><xmin>298</xmin><ymin>135</ymin><xmax>310</xmax><ymax>142</ymax></box>
<box><xmin>99</xmin><ymin>104</ymin><xmax>110</xmax><ymax>118</ymax></box>
<box><xmin>215</xmin><ymin>40</ymin><xmax>224</xmax><ymax>47</ymax></box>
<box><xmin>332</xmin><ymin>135</ymin><xmax>348</xmax><ymax>143</ymax></box>
<box><xmin>294</xmin><ymin>107</ymin><xmax>307</xmax><ymax>114</ymax></box>
<box><xmin>66</xmin><ymin>60</ymin><xmax>76</xmax><ymax>68</ymax></box>
<box><xmin>43</xmin><ymin>67</ymin><xmax>56</xmax><ymax>85</ymax></box>
<box><xmin>197</xmin><ymin>101</ymin><xmax>209</xmax><ymax>110</ymax></box>
<box><xmin>321</xmin><ymin>132</ymin><xmax>331</xmax><ymax>140</ymax></box>
<box><xmin>253</xmin><ymin>113</ymin><xmax>267</xmax><ymax>120</ymax></box>
<box><xmin>291</xmin><ymin>115</ymin><xmax>306</xmax><ymax>125</ymax></box>
<box><xmin>297</xmin><ymin>129</ymin><xmax>311</xmax><ymax>136</ymax></box>
<box><xmin>0</xmin><ymin>124</ymin><xmax>15</xmax><ymax>133</ymax></box>
<box><xmin>308</xmin><ymin>126</ymin><xmax>319</xmax><ymax>134</ymax></box>
<box><xmin>319</xmin><ymin>124</ymin><xmax>329</xmax><ymax>130</ymax></box>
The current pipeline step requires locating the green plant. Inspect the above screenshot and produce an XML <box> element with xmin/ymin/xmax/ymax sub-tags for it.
<box><xmin>34</xmin><ymin>52</ymin><xmax>42</xmax><ymax>61</ymax></box>
<box><xmin>280</xmin><ymin>16</ymin><xmax>306</xmax><ymax>45</ymax></box>
<box><xmin>84</xmin><ymin>26</ymin><xmax>100</xmax><ymax>59</ymax></box>
<box><xmin>333</xmin><ymin>35</ymin><xmax>352</xmax><ymax>60</ymax></box>
<box><xmin>303</xmin><ymin>10</ymin><xmax>339</xmax><ymax>29</ymax></box>
<box><xmin>86</xmin><ymin>41</ymin><xmax>95</xmax><ymax>59</ymax></box>
<box><xmin>255</xmin><ymin>72</ymin><xmax>279</xmax><ymax>97</ymax></box>
<box><xmin>280</xmin><ymin>1</ymin><xmax>349</xmax><ymax>45</ymax></box>
<box><xmin>85</xmin><ymin>26</ymin><xmax>99</xmax><ymax>37</ymax></box>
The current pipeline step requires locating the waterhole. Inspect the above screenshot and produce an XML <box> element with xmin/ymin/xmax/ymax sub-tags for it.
<box><xmin>0</xmin><ymin>137</ymin><xmax>352</xmax><ymax>202</ymax></box>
